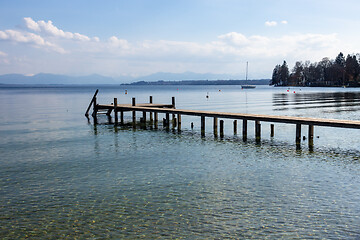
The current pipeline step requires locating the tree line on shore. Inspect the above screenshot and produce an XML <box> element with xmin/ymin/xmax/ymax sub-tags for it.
<box><xmin>270</xmin><ymin>52</ymin><xmax>360</xmax><ymax>87</ymax></box>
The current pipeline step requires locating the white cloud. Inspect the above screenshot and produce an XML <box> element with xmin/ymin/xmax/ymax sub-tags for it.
<box><xmin>109</xmin><ymin>36</ymin><xmax>130</xmax><ymax>49</ymax></box>
<box><xmin>24</xmin><ymin>17</ymin><xmax>92</xmax><ymax>42</ymax></box>
<box><xmin>281</xmin><ymin>20</ymin><xmax>288</xmax><ymax>24</ymax></box>
<box><xmin>265</xmin><ymin>21</ymin><xmax>277</xmax><ymax>27</ymax></box>
<box><xmin>0</xmin><ymin>51</ymin><xmax>7</xmax><ymax>57</ymax></box>
<box><xmin>0</xmin><ymin>29</ymin><xmax>65</xmax><ymax>53</ymax></box>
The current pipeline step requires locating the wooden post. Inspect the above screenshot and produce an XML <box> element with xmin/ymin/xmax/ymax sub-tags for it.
<box><xmin>213</xmin><ymin>117</ymin><xmax>218</xmax><ymax>137</ymax></box>
<box><xmin>92</xmin><ymin>96</ymin><xmax>97</xmax><ymax>117</ymax></box>
<box><xmin>114</xmin><ymin>98</ymin><xmax>118</xmax><ymax>125</ymax></box>
<box><xmin>85</xmin><ymin>89</ymin><xmax>99</xmax><ymax>117</ymax></box>
<box><xmin>255</xmin><ymin>121</ymin><xmax>261</xmax><ymax>142</ymax></box>
<box><xmin>242</xmin><ymin>119</ymin><xmax>247</xmax><ymax>141</ymax></box>
<box><xmin>172</xmin><ymin>115</ymin><xmax>176</xmax><ymax>129</ymax></box>
<box><xmin>132</xmin><ymin>98</ymin><xmax>136</xmax><ymax>127</ymax></box>
<box><xmin>270</xmin><ymin>124</ymin><xmax>274</xmax><ymax>137</ymax></box>
<box><xmin>120</xmin><ymin>111</ymin><xmax>124</xmax><ymax>125</ymax></box>
<box><xmin>201</xmin><ymin>115</ymin><xmax>205</xmax><ymax>137</ymax></box>
<box><xmin>308</xmin><ymin>125</ymin><xmax>314</xmax><ymax>146</ymax></box>
<box><xmin>149</xmin><ymin>96</ymin><xmax>153</xmax><ymax>124</ymax></box>
<box><xmin>142</xmin><ymin>111</ymin><xmax>146</xmax><ymax>129</ymax></box>
<box><xmin>233</xmin><ymin>120</ymin><xmax>237</xmax><ymax>135</ymax></box>
<box><xmin>166</xmin><ymin>113</ymin><xmax>170</xmax><ymax>130</ymax></box>
<box><xmin>296</xmin><ymin>124</ymin><xmax>301</xmax><ymax>145</ymax></box>
<box><xmin>220</xmin><ymin>120</ymin><xmax>224</xmax><ymax>138</ymax></box>
<box><xmin>177</xmin><ymin>114</ymin><xmax>181</xmax><ymax>132</ymax></box>
<box><xmin>154</xmin><ymin>112</ymin><xmax>158</xmax><ymax>129</ymax></box>
<box><xmin>172</xmin><ymin>97</ymin><xmax>175</xmax><ymax>108</ymax></box>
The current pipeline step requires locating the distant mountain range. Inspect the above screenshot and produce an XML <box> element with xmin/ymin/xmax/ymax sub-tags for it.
<box><xmin>0</xmin><ymin>72</ymin><xmax>270</xmax><ymax>85</ymax></box>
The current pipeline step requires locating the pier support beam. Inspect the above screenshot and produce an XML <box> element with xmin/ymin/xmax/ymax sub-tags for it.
<box><xmin>220</xmin><ymin>120</ymin><xmax>224</xmax><ymax>138</ymax></box>
<box><xmin>166</xmin><ymin>113</ymin><xmax>170</xmax><ymax>130</ymax></box>
<box><xmin>270</xmin><ymin>124</ymin><xmax>274</xmax><ymax>137</ymax></box>
<box><xmin>296</xmin><ymin>124</ymin><xmax>301</xmax><ymax>146</ymax></box>
<box><xmin>233</xmin><ymin>120</ymin><xmax>237</xmax><ymax>135</ymax></box>
<box><xmin>242</xmin><ymin>119</ymin><xmax>247</xmax><ymax>141</ymax></box>
<box><xmin>213</xmin><ymin>117</ymin><xmax>218</xmax><ymax>138</ymax></box>
<box><xmin>255</xmin><ymin>121</ymin><xmax>261</xmax><ymax>142</ymax></box>
<box><xmin>142</xmin><ymin>111</ymin><xmax>146</xmax><ymax>129</ymax></box>
<box><xmin>132</xmin><ymin>98</ymin><xmax>136</xmax><ymax>127</ymax></box>
<box><xmin>201</xmin><ymin>116</ymin><xmax>205</xmax><ymax>137</ymax></box>
<box><xmin>120</xmin><ymin>111</ymin><xmax>124</xmax><ymax>125</ymax></box>
<box><xmin>177</xmin><ymin>114</ymin><xmax>181</xmax><ymax>132</ymax></box>
<box><xmin>154</xmin><ymin>112</ymin><xmax>158</xmax><ymax>129</ymax></box>
<box><xmin>308</xmin><ymin>125</ymin><xmax>314</xmax><ymax>148</ymax></box>
<box><xmin>114</xmin><ymin>98</ymin><xmax>118</xmax><ymax>125</ymax></box>
<box><xmin>149</xmin><ymin>96</ymin><xmax>153</xmax><ymax>124</ymax></box>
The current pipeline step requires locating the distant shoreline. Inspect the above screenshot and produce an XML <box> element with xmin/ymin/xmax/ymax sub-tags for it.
<box><xmin>121</xmin><ymin>79</ymin><xmax>270</xmax><ymax>86</ymax></box>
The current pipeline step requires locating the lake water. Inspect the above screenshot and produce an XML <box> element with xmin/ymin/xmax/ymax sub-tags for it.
<box><xmin>1</xmin><ymin>85</ymin><xmax>360</xmax><ymax>239</ymax></box>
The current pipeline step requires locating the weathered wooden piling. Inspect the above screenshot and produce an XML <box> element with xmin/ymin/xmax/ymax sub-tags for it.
<box><xmin>85</xmin><ymin>89</ymin><xmax>98</xmax><ymax>117</ymax></box>
<box><xmin>255</xmin><ymin>121</ymin><xmax>261</xmax><ymax>142</ymax></box>
<box><xmin>308</xmin><ymin>125</ymin><xmax>314</xmax><ymax>146</ymax></box>
<box><xmin>114</xmin><ymin>98</ymin><xmax>118</xmax><ymax>125</ymax></box>
<box><xmin>214</xmin><ymin>117</ymin><xmax>218</xmax><ymax>137</ymax></box>
<box><xmin>243</xmin><ymin>119</ymin><xmax>247</xmax><ymax>141</ymax></box>
<box><xmin>177</xmin><ymin>114</ymin><xmax>181</xmax><ymax>132</ymax></box>
<box><xmin>149</xmin><ymin>96</ymin><xmax>153</xmax><ymax>124</ymax></box>
<box><xmin>154</xmin><ymin>112</ymin><xmax>158</xmax><ymax>129</ymax></box>
<box><xmin>296</xmin><ymin>124</ymin><xmax>301</xmax><ymax>145</ymax></box>
<box><xmin>201</xmin><ymin>115</ymin><xmax>205</xmax><ymax>137</ymax></box>
<box><xmin>233</xmin><ymin>120</ymin><xmax>237</xmax><ymax>135</ymax></box>
<box><xmin>132</xmin><ymin>98</ymin><xmax>136</xmax><ymax>127</ymax></box>
<box><xmin>220</xmin><ymin>120</ymin><xmax>224</xmax><ymax>138</ymax></box>
<box><xmin>166</xmin><ymin>113</ymin><xmax>170</xmax><ymax>130</ymax></box>
<box><xmin>270</xmin><ymin>124</ymin><xmax>274</xmax><ymax>137</ymax></box>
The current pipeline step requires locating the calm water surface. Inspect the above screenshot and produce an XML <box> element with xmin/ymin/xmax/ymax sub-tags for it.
<box><xmin>0</xmin><ymin>85</ymin><xmax>360</xmax><ymax>239</ymax></box>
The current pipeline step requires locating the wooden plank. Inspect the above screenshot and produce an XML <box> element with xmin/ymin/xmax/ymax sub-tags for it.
<box><xmin>110</xmin><ymin>105</ymin><xmax>360</xmax><ymax>129</ymax></box>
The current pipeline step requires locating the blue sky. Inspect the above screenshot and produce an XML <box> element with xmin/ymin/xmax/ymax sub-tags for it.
<box><xmin>0</xmin><ymin>0</ymin><xmax>360</xmax><ymax>79</ymax></box>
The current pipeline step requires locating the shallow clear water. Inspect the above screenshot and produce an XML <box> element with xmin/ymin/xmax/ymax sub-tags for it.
<box><xmin>1</xmin><ymin>85</ymin><xmax>360</xmax><ymax>239</ymax></box>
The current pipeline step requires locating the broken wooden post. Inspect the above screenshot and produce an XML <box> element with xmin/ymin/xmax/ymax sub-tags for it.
<box><xmin>142</xmin><ymin>111</ymin><xmax>146</xmax><ymax>129</ymax></box>
<box><xmin>270</xmin><ymin>124</ymin><xmax>274</xmax><ymax>137</ymax></box>
<box><xmin>85</xmin><ymin>89</ymin><xmax>99</xmax><ymax>117</ymax></box>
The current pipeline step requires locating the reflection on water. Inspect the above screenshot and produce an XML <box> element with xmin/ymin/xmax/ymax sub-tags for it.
<box><xmin>273</xmin><ymin>91</ymin><xmax>360</xmax><ymax>114</ymax></box>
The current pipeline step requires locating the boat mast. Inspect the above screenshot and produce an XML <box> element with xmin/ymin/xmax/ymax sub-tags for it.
<box><xmin>246</xmin><ymin>61</ymin><xmax>248</xmax><ymax>82</ymax></box>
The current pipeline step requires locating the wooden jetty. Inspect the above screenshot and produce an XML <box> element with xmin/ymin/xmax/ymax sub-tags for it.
<box><xmin>86</xmin><ymin>90</ymin><xmax>360</xmax><ymax>149</ymax></box>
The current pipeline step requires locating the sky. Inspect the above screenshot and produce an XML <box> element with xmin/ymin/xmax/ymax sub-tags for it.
<box><xmin>0</xmin><ymin>0</ymin><xmax>360</xmax><ymax>80</ymax></box>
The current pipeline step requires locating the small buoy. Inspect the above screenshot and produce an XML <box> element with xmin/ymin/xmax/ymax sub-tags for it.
<box><xmin>125</xmin><ymin>90</ymin><xmax>128</xmax><ymax>94</ymax></box>
<box><xmin>293</xmin><ymin>91</ymin><xmax>296</xmax><ymax>93</ymax></box>
<box><xmin>303</xmin><ymin>136</ymin><xmax>306</xmax><ymax>140</ymax></box>
<box><xmin>316</xmin><ymin>136</ymin><xmax>320</xmax><ymax>138</ymax></box>
<box><xmin>191</xmin><ymin>122</ymin><xmax>194</xmax><ymax>129</ymax></box>
<box><xmin>287</xmin><ymin>89</ymin><xmax>289</xmax><ymax>92</ymax></box>
<box><xmin>219</xmin><ymin>89</ymin><xmax>221</xmax><ymax>92</ymax></box>
<box><xmin>206</xmin><ymin>92</ymin><xmax>209</xmax><ymax>99</ymax></box>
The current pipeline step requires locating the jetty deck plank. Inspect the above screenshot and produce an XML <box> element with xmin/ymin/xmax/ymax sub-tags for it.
<box><xmin>97</xmin><ymin>104</ymin><xmax>360</xmax><ymax>129</ymax></box>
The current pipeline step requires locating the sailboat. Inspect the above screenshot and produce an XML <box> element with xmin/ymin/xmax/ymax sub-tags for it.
<box><xmin>241</xmin><ymin>62</ymin><xmax>256</xmax><ymax>89</ymax></box>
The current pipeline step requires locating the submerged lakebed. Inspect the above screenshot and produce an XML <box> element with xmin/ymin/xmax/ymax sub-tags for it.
<box><xmin>0</xmin><ymin>85</ymin><xmax>360</xmax><ymax>238</ymax></box>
